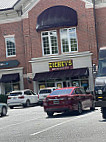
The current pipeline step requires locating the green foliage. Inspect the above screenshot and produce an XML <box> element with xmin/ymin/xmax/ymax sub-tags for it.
<box><xmin>0</xmin><ymin>94</ymin><xmax>8</xmax><ymax>104</ymax></box>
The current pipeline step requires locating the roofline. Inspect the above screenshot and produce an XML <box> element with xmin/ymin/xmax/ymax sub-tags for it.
<box><xmin>0</xmin><ymin>0</ymin><xmax>21</xmax><ymax>11</ymax></box>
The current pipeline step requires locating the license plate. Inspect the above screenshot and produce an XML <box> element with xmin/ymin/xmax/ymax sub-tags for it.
<box><xmin>53</xmin><ymin>100</ymin><xmax>59</xmax><ymax>104</ymax></box>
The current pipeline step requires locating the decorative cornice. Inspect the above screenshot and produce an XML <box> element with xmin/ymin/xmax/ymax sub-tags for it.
<box><xmin>0</xmin><ymin>0</ymin><xmax>40</xmax><ymax>24</ymax></box>
<box><xmin>30</xmin><ymin>51</ymin><xmax>93</xmax><ymax>63</ymax></box>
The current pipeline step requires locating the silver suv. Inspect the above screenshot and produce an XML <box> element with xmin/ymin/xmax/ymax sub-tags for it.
<box><xmin>7</xmin><ymin>89</ymin><xmax>38</xmax><ymax>109</ymax></box>
<box><xmin>38</xmin><ymin>87</ymin><xmax>58</xmax><ymax>105</ymax></box>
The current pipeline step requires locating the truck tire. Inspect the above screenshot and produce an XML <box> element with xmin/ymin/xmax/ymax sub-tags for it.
<box><xmin>77</xmin><ymin>102</ymin><xmax>82</xmax><ymax>115</ymax></box>
<box><xmin>1</xmin><ymin>107</ymin><xmax>7</xmax><ymax>116</ymax></box>
<box><xmin>47</xmin><ymin>112</ymin><xmax>54</xmax><ymax>117</ymax></box>
<box><xmin>102</xmin><ymin>107</ymin><xmax>106</xmax><ymax>119</ymax></box>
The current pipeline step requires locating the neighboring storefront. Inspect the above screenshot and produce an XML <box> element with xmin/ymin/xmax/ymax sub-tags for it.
<box><xmin>0</xmin><ymin>60</ymin><xmax>24</xmax><ymax>94</ymax></box>
<box><xmin>31</xmin><ymin>51</ymin><xmax>94</xmax><ymax>93</ymax></box>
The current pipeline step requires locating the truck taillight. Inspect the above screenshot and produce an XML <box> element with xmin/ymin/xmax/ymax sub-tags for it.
<box><xmin>18</xmin><ymin>96</ymin><xmax>24</xmax><ymax>99</ymax></box>
<box><xmin>43</xmin><ymin>98</ymin><xmax>48</xmax><ymax>106</ymax></box>
<box><xmin>8</xmin><ymin>97</ymin><xmax>11</xmax><ymax>99</ymax></box>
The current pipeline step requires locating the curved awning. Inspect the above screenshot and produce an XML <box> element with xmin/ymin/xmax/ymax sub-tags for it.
<box><xmin>36</xmin><ymin>5</ymin><xmax>78</xmax><ymax>32</ymax></box>
<box><xmin>33</xmin><ymin>68</ymin><xmax>89</xmax><ymax>81</ymax></box>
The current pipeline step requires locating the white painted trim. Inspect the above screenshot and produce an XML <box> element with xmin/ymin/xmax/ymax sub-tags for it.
<box><xmin>0</xmin><ymin>17</ymin><xmax>22</xmax><ymax>24</ymax></box>
<box><xmin>0</xmin><ymin>0</ymin><xmax>40</xmax><ymax>24</ymax></box>
<box><xmin>80</xmin><ymin>0</ymin><xmax>93</xmax><ymax>8</ymax></box>
<box><xmin>30</xmin><ymin>51</ymin><xmax>92</xmax><ymax>63</ymax></box>
<box><xmin>0</xmin><ymin>67</ymin><xmax>23</xmax><ymax>73</ymax></box>
<box><xmin>22</xmin><ymin>0</ymin><xmax>40</xmax><ymax>18</ymax></box>
<box><xmin>4</xmin><ymin>35</ymin><xmax>15</xmax><ymax>38</ymax></box>
<box><xmin>95</xmin><ymin>3</ymin><xmax>106</xmax><ymax>9</ymax></box>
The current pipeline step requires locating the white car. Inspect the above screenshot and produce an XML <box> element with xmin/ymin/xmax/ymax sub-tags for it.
<box><xmin>7</xmin><ymin>89</ymin><xmax>38</xmax><ymax>109</ymax></box>
<box><xmin>38</xmin><ymin>87</ymin><xmax>58</xmax><ymax>105</ymax></box>
<box><xmin>0</xmin><ymin>103</ymin><xmax>8</xmax><ymax>116</ymax></box>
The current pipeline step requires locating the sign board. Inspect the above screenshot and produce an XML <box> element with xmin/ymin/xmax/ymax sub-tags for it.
<box><xmin>0</xmin><ymin>60</ymin><xmax>19</xmax><ymax>69</ymax></box>
<box><xmin>49</xmin><ymin>60</ymin><xmax>73</xmax><ymax>71</ymax></box>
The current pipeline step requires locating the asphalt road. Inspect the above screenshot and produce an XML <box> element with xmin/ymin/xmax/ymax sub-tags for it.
<box><xmin>0</xmin><ymin>106</ymin><xmax>106</xmax><ymax>142</ymax></box>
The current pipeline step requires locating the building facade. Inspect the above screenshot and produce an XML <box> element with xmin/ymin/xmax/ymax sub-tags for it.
<box><xmin>0</xmin><ymin>0</ymin><xmax>105</xmax><ymax>94</ymax></box>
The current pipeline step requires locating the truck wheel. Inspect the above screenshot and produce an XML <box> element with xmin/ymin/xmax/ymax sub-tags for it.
<box><xmin>77</xmin><ymin>102</ymin><xmax>82</xmax><ymax>115</ymax></box>
<box><xmin>10</xmin><ymin>106</ymin><xmax>14</xmax><ymax>109</ymax></box>
<box><xmin>26</xmin><ymin>100</ymin><xmax>30</xmax><ymax>107</ymax></box>
<box><xmin>90</xmin><ymin>101</ymin><xmax>95</xmax><ymax>111</ymax></box>
<box><xmin>102</xmin><ymin>107</ymin><xmax>106</xmax><ymax>119</ymax></box>
<box><xmin>1</xmin><ymin>107</ymin><xmax>7</xmax><ymax>116</ymax></box>
<box><xmin>47</xmin><ymin>112</ymin><xmax>54</xmax><ymax>117</ymax></box>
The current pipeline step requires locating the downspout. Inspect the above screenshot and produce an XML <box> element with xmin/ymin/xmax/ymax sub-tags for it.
<box><xmin>93</xmin><ymin>0</ymin><xmax>99</xmax><ymax>58</ymax></box>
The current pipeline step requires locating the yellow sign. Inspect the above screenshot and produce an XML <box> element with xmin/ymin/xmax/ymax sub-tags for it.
<box><xmin>49</xmin><ymin>60</ymin><xmax>73</xmax><ymax>71</ymax></box>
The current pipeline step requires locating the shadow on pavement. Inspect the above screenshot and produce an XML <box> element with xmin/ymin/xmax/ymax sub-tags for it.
<box><xmin>46</xmin><ymin>109</ymin><xmax>96</xmax><ymax>119</ymax></box>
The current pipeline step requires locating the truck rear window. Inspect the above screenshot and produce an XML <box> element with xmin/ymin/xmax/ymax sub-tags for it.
<box><xmin>9</xmin><ymin>92</ymin><xmax>22</xmax><ymax>96</ymax></box>
<box><xmin>39</xmin><ymin>89</ymin><xmax>51</xmax><ymax>94</ymax></box>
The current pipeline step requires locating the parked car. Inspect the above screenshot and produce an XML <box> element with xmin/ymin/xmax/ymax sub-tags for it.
<box><xmin>7</xmin><ymin>89</ymin><xmax>38</xmax><ymax>109</ymax></box>
<box><xmin>38</xmin><ymin>87</ymin><xmax>58</xmax><ymax>105</ymax></box>
<box><xmin>0</xmin><ymin>103</ymin><xmax>8</xmax><ymax>117</ymax></box>
<box><xmin>43</xmin><ymin>87</ymin><xmax>95</xmax><ymax>117</ymax></box>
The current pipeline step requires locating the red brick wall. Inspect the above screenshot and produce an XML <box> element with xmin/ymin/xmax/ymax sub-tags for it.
<box><xmin>0</xmin><ymin>0</ymin><xmax>99</xmax><ymax>90</ymax></box>
<box><xmin>0</xmin><ymin>21</ymin><xmax>26</xmax><ymax>72</ymax></box>
<box><xmin>96</xmin><ymin>7</ymin><xmax>106</xmax><ymax>49</ymax></box>
<box><xmin>27</xmin><ymin>0</ymin><xmax>97</xmax><ymax>64</ymax></box>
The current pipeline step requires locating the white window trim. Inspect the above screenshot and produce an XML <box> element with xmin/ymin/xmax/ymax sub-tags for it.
<box><xmin>41</xmin><ymin>30</ymin><xmax>59</xmax><ymax>56</ymax></box>
<box><xmin>4</xmin><ymin>35</ymin><xmax>16</xmax><ymax>58</ymax></box>
<box><xmin>60</xmin><ymin>27</ymin><xmax>78</xmax><ymax>54</ymax></box>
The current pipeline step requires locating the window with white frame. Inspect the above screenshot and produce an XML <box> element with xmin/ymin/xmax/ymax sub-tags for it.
<box><xmin>60</xmin><ymin>27</ymin><xmax>78</xmax><ymax>53</ymax></box>
<box><xmin>41</xmin><ymin>31</ymin><xmax>58</xmax><ymax>55</ymax></box>
<box><xmin>5</xmin><ymin>36</ymin><xmax>16</xmax><ymax>57</ymax></box>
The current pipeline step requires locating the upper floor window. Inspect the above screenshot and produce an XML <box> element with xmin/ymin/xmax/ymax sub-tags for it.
<box><xmin>5</xmin><ymin>36</ymin><xmax>16</xmax><ymax>57</ymax></box>
<box><xmin>41</xmin><ymin>31</ymin><xmax>58</xmax><ymax>56</ymax></box>
<box><xmin>60</xmin><ymin>27</ymin><xmax>78</xmax><ymax>53</ymax></box>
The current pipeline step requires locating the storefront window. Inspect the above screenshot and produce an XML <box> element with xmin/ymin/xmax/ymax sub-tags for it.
<box><xmin>5</xmin><ymin>82</ymin><xmax>20</xmax><ymax>94</ymax></box>
<box><xmin>81</xmin><ymin>80</ymin><xmax>89</xmax><ymax>90</ymax></box>
<box><xmin>39</xmin><ymin>84</ymin><xmax>46</xmax><ymax>90</ymax></box>
<box><xmin>72</xmin><ymin>80</ymin><xmax>80</xmax><ymax>87</ymax></box>
<box><xmin>39</xmin><ymin>82</ymin><xmax>55</xmax><ymax>90</ymax></box>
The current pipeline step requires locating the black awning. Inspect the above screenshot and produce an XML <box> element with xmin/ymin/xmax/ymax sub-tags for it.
<box><xmin>0</xmin><ymin>73</ymin><xmax>20</xmax><ymax>83</ymax></box>
<box><xmin>33</xmin><ymin>68</ymin><xmax>89</xmax><ymax>81</ymax></box>
<box><xmin>36</xmin><ymin>5</ymin><xmax>78</xmax><ymax>32</ymax></box>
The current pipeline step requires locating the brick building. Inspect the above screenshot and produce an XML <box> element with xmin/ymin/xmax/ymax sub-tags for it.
<box><xmin>0</xmin><ymin>0</ymin><xmax>105</xmax><ymax>94</ymax></box>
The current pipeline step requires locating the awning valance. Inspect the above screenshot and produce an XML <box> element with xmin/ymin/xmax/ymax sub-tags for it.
<box><xmin>33</xmin><ymin>68</ymin><xmax>89</xmax><ymax>81</ymax></box>
<box><xmin>0</xmin><ymin>73</ymin><xmax>20</xmax><ymax>83</ymax></box>
<box><xmin>36</xmin><ymin>5</ymin><xmax>78</xmax><ymax>32</ymax></box>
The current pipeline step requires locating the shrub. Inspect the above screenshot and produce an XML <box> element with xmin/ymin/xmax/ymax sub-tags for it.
<box><xmin>0</xmin><ymin>94</ymin><xmax>8</xmax><ymax>104</ymax></box>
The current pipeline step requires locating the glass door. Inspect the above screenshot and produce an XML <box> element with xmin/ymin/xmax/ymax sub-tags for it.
<box><xmin>55</xmin><ymin>82</ymin><xmax>63</xmax><ymax>88</ymax></box>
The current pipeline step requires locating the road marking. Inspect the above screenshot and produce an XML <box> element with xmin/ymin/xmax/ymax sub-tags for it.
<box><xmin>30</xmin><ymin>111</ymin><xmax>96</xmax><ymax>136</ymax></box>
<box><xmin>0</xmin><ymin>117</ymin><xmax>42</xmax><ymax>130</ymax></box>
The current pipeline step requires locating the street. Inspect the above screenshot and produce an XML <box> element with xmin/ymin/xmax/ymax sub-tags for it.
<box><xmin>0</xmin><ymin>106</ymin><xmax>106</xmax><ymax>142</ymax></box>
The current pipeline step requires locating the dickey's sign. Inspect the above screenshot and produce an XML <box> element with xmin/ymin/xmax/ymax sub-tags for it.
<box><xmin>49</xmin><ymin>60</ymin><xmax>73</xmax><ymax>71</ymax></box>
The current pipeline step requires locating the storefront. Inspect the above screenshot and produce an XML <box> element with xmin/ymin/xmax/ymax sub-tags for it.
<box><xmin>31</xmin><ymin>51</ymin><xmax>94</xmax><ymax>93</ymax></box>
<box><xmin>0</xmin><ymin>60</ymin><xmax>24</xmax><ymax>94</ymax></box>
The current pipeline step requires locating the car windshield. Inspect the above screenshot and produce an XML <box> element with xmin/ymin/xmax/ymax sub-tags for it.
<box><xmin>39</xmin><ymin>89</ymin><xmax>51</xmax><ymax>94</ymax></box>
<box><xmin>98</xmin><ymin>59</ymin><xmax>106</xmax><ymax>76</ymax></box>
<box><xmin>49</xmin><ymin>89</ymin><xmax>72</xmax><ymax>96</ymax></box>
<box><xmin>9</xmin><ymin>92</ymin><xmax>22</xmax><ymax>96</ymax></box>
